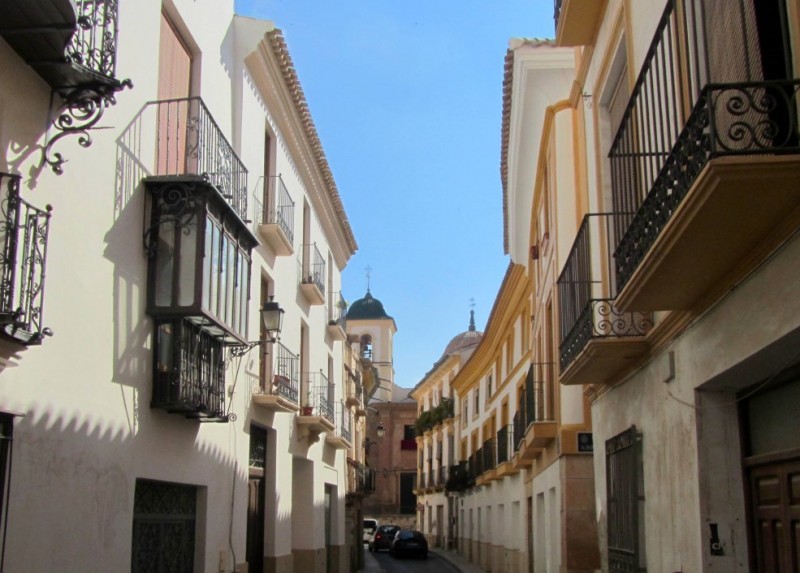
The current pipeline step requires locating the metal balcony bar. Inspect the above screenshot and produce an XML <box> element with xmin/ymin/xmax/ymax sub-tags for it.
<box><xmin>337</xmin><ymin>401</ymin><xmax>352</xmax><ymax>443</ymax></box>
<box><xmin>553</xmin><ymin>0</ymin><xmax>563</xmax><ymax>29</ymax></box>
<box><xmin>481</xmin><ymin>438</ymin><xmax>496</xmax><ymax>471</ymax></box>
<box><xmin>150</xmin><ymin>97</ymin><xmax>248</xmax><ymax>222</ymax></box>
<box><xmin>513</xmin><ymin>410</ymin><xmax>524</xmax><ymax>452</ymax></box>
<box><xmin>558</xmin><ymin>214</ymin><xmax>653</xmax><ymax>372</ymax></box>
<box><xmin>272</xmin><ymin>342</ymin><xmax>299</xmax><ymax>404</ymax></box>
<box><xmin>299</xmin><ymin>243</ymin><xmax>325</xmax><ymax>295</ymax></box>
<box><xmin>329</xmin><ymin>291</ymin><xmax>347</xmax><ymax>324</ymax></box>
<box><xmin>0</xmin><ymin>173</ymin><xmax>52</xmax><ymax>344</ymax></box>
<box><xmin>304</xmin><ymin>373</ymin><xmax>334</xmax><ymax>423</ymax></box>
<box><xmin>497</xmin><ymin>425</ymin><xmax>511</xmax><ymax>465</ymax></box>
<box><xmin>265</xmin><ymin>175</ymin><xmax>295</xmax><ymax>244</ymax></box>
<box><xmin>69</xmin><ymin>0</ymin><xmax>121</xmax><ymax>79</ymax></box>
<box><xmin>609</xmin><ymin>0</ymin><xmax>800</xmax><ymax>292</ymax></box>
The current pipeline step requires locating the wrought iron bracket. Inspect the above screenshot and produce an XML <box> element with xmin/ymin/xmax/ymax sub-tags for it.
<box><xmin>142</xmin><ymin>181</ymin><xmax>201</xmax><ymax>258</ymax></box>
<box><xmin>44</xmin><ymin>79</ymin><xmax>133</xmax><ymax>174</ymax></box>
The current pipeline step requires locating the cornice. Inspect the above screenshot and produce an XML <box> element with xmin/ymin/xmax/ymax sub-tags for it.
<box><xmin>246</xmin><ymin>29</ymin><xmax>357</xmax><ymax>268</ymax></box>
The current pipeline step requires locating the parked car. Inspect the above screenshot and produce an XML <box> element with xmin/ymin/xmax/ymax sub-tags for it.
<box><xmin>363</xmin><ymin>518</ymin><xmax>378</xmax><ymax>543</ymax></box>
<box><xmin>389</xmin><ymin>529</ymin><xmax>428</xmax><ymax>559</ymax></box>
<box><xmin>369</xmin><ymin>525</ymin><xmax>400</xmax><ymax>552</ymax></box>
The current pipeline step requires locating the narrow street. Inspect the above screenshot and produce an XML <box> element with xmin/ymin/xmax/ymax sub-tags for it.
<box><xmin>363</xmin><ymin>550</ymin><xmax>460</xmax><ymax>573</ymax></box>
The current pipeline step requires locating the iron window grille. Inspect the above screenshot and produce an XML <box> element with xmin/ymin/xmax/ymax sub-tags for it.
<box><xmin>152</xmin><ymin>318</ymin><xmax>230</xmax><ymax>422</ymax></box>
<box><xmin>0</xmin><ymin>173</ymin><xmax>53</xmax><ymax>345</ymax></box>
<box><xmin>606</xmin><ymin>426</ymin><xmax>646</xmax><ymax>572</ymax></box>
<box><xmin>132</xmin><ymin>479</ymin><xmax>197</xmax><ymax>573</ymax></box>
<box><xmin>336</xmin><ymin>402</ymin><xmax>352</xmax><ymax>443</ymax></box>
<box><xmin>496</xmin><ymin>425</ymin><xmax>512</xmax><ymax>465</ymax></box>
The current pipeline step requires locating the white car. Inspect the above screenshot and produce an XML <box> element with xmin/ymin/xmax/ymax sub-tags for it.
<box><xmin>363</xmin><ymin>518</ymin><xmax>378</xmax><ymax>543</ymax></box>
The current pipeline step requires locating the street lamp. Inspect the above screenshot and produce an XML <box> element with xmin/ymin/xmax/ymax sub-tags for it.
<box><xmin>230</xmin><ymin>296</ymin><xmax>285</xmax><ymax>357</ymax></box>
<box><xmin>376</xmin><ymin>421</ymin><xmax>385</xmax><ymax>439</ymax></box>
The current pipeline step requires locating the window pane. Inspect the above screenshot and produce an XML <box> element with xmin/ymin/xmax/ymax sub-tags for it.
<box><xmin>203</xmin><ymin>221</ymin><xmax>212</xmax><ymax>310</ymax></box>
<box><xmin>154</xmin><ymin>219</ymin><xmax>175</xmax><ymax>306</ymax></box>
<box><xmin>177</xmin><ymin>213</ymin><xmax>197</xmax><ymax>307</ymax></box>
<box><xmin>209</xmin><ymin>222</ymin><xmax>219</xmax><ymax>316</ymax></box>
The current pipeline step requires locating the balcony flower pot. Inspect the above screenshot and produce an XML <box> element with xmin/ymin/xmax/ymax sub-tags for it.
<box><xmin>302</xmin><ymin>406</ymin><xmax>314</xmax><ymax>416</ymax></box>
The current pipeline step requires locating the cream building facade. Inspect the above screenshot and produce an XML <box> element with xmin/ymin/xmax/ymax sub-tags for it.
<box><xmin>0</xmin><ymin>1</ymin><xmax>364</xmax><ymax>572</ymax></box>
<box><xmin>502</xmin><ymin>0</ymin><xmax>800</xmax><ymax>571</ymax></box>
<box><xmin>410</xmin><ymin>311</ymin><xmax>482</xmax><ymax>551</ymax></box>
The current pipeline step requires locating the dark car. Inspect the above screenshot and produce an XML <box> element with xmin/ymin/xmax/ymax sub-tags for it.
<box><xmin>389</xmin><ymin>529</ymin><xmax>428</xmax><ymax>558</ymax></box>
<box><xmin>369</xmin><ymin>524</ymin><xmax>400</xmax><ymax>552</ymax></box>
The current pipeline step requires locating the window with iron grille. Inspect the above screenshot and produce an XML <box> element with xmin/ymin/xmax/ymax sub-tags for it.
<box><xmin>152</xmin><ymin>318</ymin><xmax>227</xmax><ymax>422</ymax></box>
<box><xmin>606</xmin><ymin>426</ymin><xmax>646</xmax><ymax>572</ymax></box>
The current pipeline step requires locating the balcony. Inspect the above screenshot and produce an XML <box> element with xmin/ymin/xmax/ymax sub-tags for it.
<box><xmin>252</xmin><ymin>342</ymin><xmax>300</xmax><ymax>413</ymax></box>
<box><xmin>610</xmin><ymin>0</ymin><xmax>800</xmax><ymax>312</ymax></box>
<box><xmin>553</xmin><ymin>0</ymin><xmax>608</xmax><ymax>47</ymax></box>
<box><xmin>346</xmin><ymin>458</ymin><xmax>375</xmax><ymax>496</ymax></box>
<box><xmin>495</xmin><ymin>425</ymin><xmax>519</xmax><ymax>478</ymax></box>
<box><xmin>0</xmin><ymin>173</ymin><xmax>53</xmax><ymax>346</ymax></box>
<box><xmin>477</xmin><ymin>438</ymin><xmax>497</xmax><ymax>484</ymax></box>
<box><xmin>445</xmin><ymin>461</ymin><xmax>474</xmax><ymax>493</ymax></box>
<box><xmin>558</xmin><ymin>215</ymin><xmax>652</xmax><ymax>385</ymax></box>
<box><xmin>298</xmin><ymin>244</ymin><xmax>325</xmax><ymax>305</ymax></box>
<box><xmin>326</xmin><ymin>402</ymin><xmax>352</xmax><ymax>450</ymax></box>
<box><xmin>254</xmin><ymin>175</ymin><xmax>294</xmax><ymax>256</ymax></box>
<box><xmin>327</xmin><ymin>291</ymin><xmax>347</xmax><ymax>341</ymax></box>
<box><xmin>144</xmin><ymin>97</ymin><xmax>250</xmax><ymax>223</ymax></box>
<box><xmin>345</xmin><ymin>374</ymin><xmax>363</xmax><ymax>408</ymax></box>
<box><xmin>0</xmin><ymin>0</ymin><xmax>132</xmax><ymax>173</ymax></box>
<box><xmin>297</xmin><ymin>374</ymin><xmax>335</xmax><ymax>442</ymax></box>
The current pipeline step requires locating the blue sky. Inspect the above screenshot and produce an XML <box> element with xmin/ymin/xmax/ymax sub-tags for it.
<box><xmin>235</xmin><ymin>1</ymin><xmax>555</xmax><ymax>387</ymax></box>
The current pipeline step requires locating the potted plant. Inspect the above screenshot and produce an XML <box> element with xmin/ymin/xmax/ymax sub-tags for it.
<box><xmin>302</xmin><ymin>389</ymin><xmax>314</xmax><ymax>416</ymax></box>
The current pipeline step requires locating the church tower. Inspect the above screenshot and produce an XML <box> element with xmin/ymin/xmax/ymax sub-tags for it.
<box><xmin>345</xmin><ymin>289</ymin><xmax>396</xmax><ymax>403</ymax></box>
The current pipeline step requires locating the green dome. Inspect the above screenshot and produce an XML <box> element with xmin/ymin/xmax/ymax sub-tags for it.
<box><xmin>346</xmin><ymin>290</ymin><xmax>392</xmax><ymax>320</ymax></box>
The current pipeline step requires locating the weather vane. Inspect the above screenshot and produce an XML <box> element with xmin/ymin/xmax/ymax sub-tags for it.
<box><xmin>468</xmin><ymin>297</ymin><xmax>476</xmax><ymax>310</ymax></box>
<box><xmin>365</xmin><ymin>265</ymin><xmax>372</xmax><ymax>292</ymax></box>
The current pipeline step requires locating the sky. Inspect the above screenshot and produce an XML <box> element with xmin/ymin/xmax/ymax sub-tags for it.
<box><xmin>234</xmin><ymin>1</ymin><xmax>555</xmax><ymax>387</ymax></box>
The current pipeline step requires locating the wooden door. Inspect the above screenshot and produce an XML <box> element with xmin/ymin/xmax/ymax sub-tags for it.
<box><xmin>157</xmin><ymin>13</ymin><xmax>192</xmax><ymax>175</ymax></box>
<box><xmin>749</xmin><ymin>458</ymin><xmax>800</xmax><ymax>572</ymax></box>
<box><xmin>246</xmin><ymin>473</ymin><xmax>265</xmax><ymax>573</ymax></box>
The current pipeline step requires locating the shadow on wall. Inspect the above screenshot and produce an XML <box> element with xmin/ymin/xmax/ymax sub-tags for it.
<box><xmin>2</xmin><ymin>404</ymin><xmax>248</xmax><ymax>571</ymax></box>
<box><xmin>102</xmin><ymin>103</ymin><xmax>155</xmax><ymax>408</ymax></box>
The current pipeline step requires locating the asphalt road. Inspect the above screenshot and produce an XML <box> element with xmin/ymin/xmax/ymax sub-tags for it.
<box><xmin>365</xmin><ymin>549</ymin><xmax>461</xmax><ymax>573</ymax></box>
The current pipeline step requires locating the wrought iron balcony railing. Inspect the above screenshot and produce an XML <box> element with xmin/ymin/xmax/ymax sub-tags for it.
<box><xmin>298</xmin><ymin>243</ymin><xmax>326</xmax><ymax>295</ymax></box>
<box><xmin>148</xmin><ymin>97</ymin><xmax>248</xmax><ymax>222</ymax></box>
<box><xmin>1</xmin><ymin>1</ymin><xmax>132</xmax><ymax>173</ymax></box>
<box><xmin>272</xmin><ymin>342</ymin><xmax>300</xmax><ymax>404</ymax></box>
<box><xmin>347</xmin><ymin>459</ymin><xmax>375</xmax><ymax>494</ymax></box>
<box><xmin>264</xmin><ymin>175</ymin><xmax>295</xmax><ymax>244</ymax></box>
<box><xmin>0</xmin><ymin>173</ymin><xmax>53</xmax><ymax>345</ymax></box>
<box><xmin>497</xmin><ymin>425</ymin><xmax>512</xmax><ymax>465</ymax></box>
<box><xmin>445</xmin><ymin>461</ymin><xmax>474</xmax><ymax>492</ymax></box>
<box><xmin>513</xmin><ymin>410</ymin><xmax>524</xmax><ymax>453</ymax></box>
<box><xmin>481</xmin><ymin>438</ymin><xmax>496</xmax><ymax>472</ymax></box>
<box><xmin>329</xmin><ymin>291</ymin><xmax>347</xmax><ymax>325</ymax></box>
<box><xmin>558</xmin><ymin>214</ymin><xmax>653</xmax><ymax>372</ymax></box>
<box><xmin>303</xmin><ymin>374</ymin><xmax>334</xmax><ymax>423</ymax></box>
<box><xmin>336</xmin><ymin>402</ymin><xmax>352</xmax><ymax>444</ymax></box>
<box><xmin>609</xmin><ymin>0</ymin><xmax>800</xmax><ymax>294</ymax></box>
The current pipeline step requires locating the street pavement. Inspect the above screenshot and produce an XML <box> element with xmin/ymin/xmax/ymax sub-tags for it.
<box><xmin>359</xmin><ymin>545</ymin><xmax>487</xmax><ymax>573</ymax></box>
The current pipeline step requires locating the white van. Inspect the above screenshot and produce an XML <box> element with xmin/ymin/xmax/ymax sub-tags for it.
<box><xmin>363</xmin><ymin>518</ymin><xmax>379</xmax><ymax>543</ymax></box>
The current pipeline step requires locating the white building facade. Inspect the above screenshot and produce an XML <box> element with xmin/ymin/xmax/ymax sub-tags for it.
<box><xmin>0</xmin><ymin>2</ymin><xmax>358</xmax><ymax>572</ymax></box>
